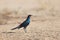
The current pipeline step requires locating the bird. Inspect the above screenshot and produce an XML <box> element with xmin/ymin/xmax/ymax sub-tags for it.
<box><xmin>11</xmin><ymin>15</ymin><xmax>32</xmax><ymax>33</ymax></box>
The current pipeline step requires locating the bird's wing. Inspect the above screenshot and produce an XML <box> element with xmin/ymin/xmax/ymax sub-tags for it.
<box><xmin>20</xmin><ymin>20</ymin><xmax>29</xmax><ymax>27</ymax></box>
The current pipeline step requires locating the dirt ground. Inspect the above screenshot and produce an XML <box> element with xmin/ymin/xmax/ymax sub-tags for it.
<box><xmin>0</xmin><ymin>14</ymin><xmax>60</xmax><ymax>40</ymax></box>
<box><xmin>0</xmin><ymin>0</ymin><xmax>60</xmax><ymax>40</ymax></box>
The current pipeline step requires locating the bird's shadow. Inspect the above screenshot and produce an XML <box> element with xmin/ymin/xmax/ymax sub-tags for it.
<box><xmin>2</xmin><ymin>32</ymin><xmax>16</xmax><ymax>34</ymax></box>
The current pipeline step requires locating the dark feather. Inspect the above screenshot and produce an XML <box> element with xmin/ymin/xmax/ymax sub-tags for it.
<box><xmin>11</xmin><ymin>15</ymin><xmax>32</xmax><ymax>32</ymax></box>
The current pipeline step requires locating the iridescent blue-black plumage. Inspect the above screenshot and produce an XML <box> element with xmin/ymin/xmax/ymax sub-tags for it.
<box><xmin>11</xmin><ymin>15</ymin><xmax>32</xmax><ymax>32</ymax></box>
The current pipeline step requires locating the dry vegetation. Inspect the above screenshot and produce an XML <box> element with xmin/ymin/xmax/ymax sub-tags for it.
<box><xmin>0</xmin><ymin>0</ymin><xmax>60</xmax><ymax>40</ymax></box>
<box><xmin>0</xmin><ymin>8</ymin><xmax>60</xmax><ymax>40</ymax></box>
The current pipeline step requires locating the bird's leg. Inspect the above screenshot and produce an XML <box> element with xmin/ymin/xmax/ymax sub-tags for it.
<box><xmin>24</xmin><ymin>28</ymin><xmax>27</xmax><ymax>33</ymax></box>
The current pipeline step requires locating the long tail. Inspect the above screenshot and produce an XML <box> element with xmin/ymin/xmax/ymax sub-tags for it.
<box><xmin>11</xmin><ymin>27</ymin><xmax>18</xmax><ymax>30</ymax></box>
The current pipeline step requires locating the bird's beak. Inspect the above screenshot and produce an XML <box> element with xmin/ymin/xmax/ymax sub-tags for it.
<box><xmin>30</xmin><ymin>15</ymin><xmax>32</xmax><ymax>17</ymax></box>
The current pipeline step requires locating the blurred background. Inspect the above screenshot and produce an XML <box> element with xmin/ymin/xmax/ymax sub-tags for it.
<box><xmin>0</xmin><ymin>0</ymin><xmax>60</xmax><ymax>25</ymax></box>
<box><xmin>0</xmin><ymin>0</ymin><xmax>60</xmax><ymax>40</ymax></box>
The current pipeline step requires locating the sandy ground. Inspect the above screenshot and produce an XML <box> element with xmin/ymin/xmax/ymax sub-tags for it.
<box><xmin>0</xmin><ymin>0</ymin><xmax>60</xmax><ymax>40</ymax></box>
<box><xmin>0</xmin><ymin>14</ymin><xmax>60</xmax><ymax>40</ymax></box>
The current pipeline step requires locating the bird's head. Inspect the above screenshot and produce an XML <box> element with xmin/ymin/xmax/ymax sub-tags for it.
<box><xmin>26</xmin><ymin>15</ymin><xmax>32</xmax><ymax>21</ymax></box>
<box><xmin>28</xmin><ymin>15</ymin><xmax>32</xmax><ymax>17</ymax></box>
